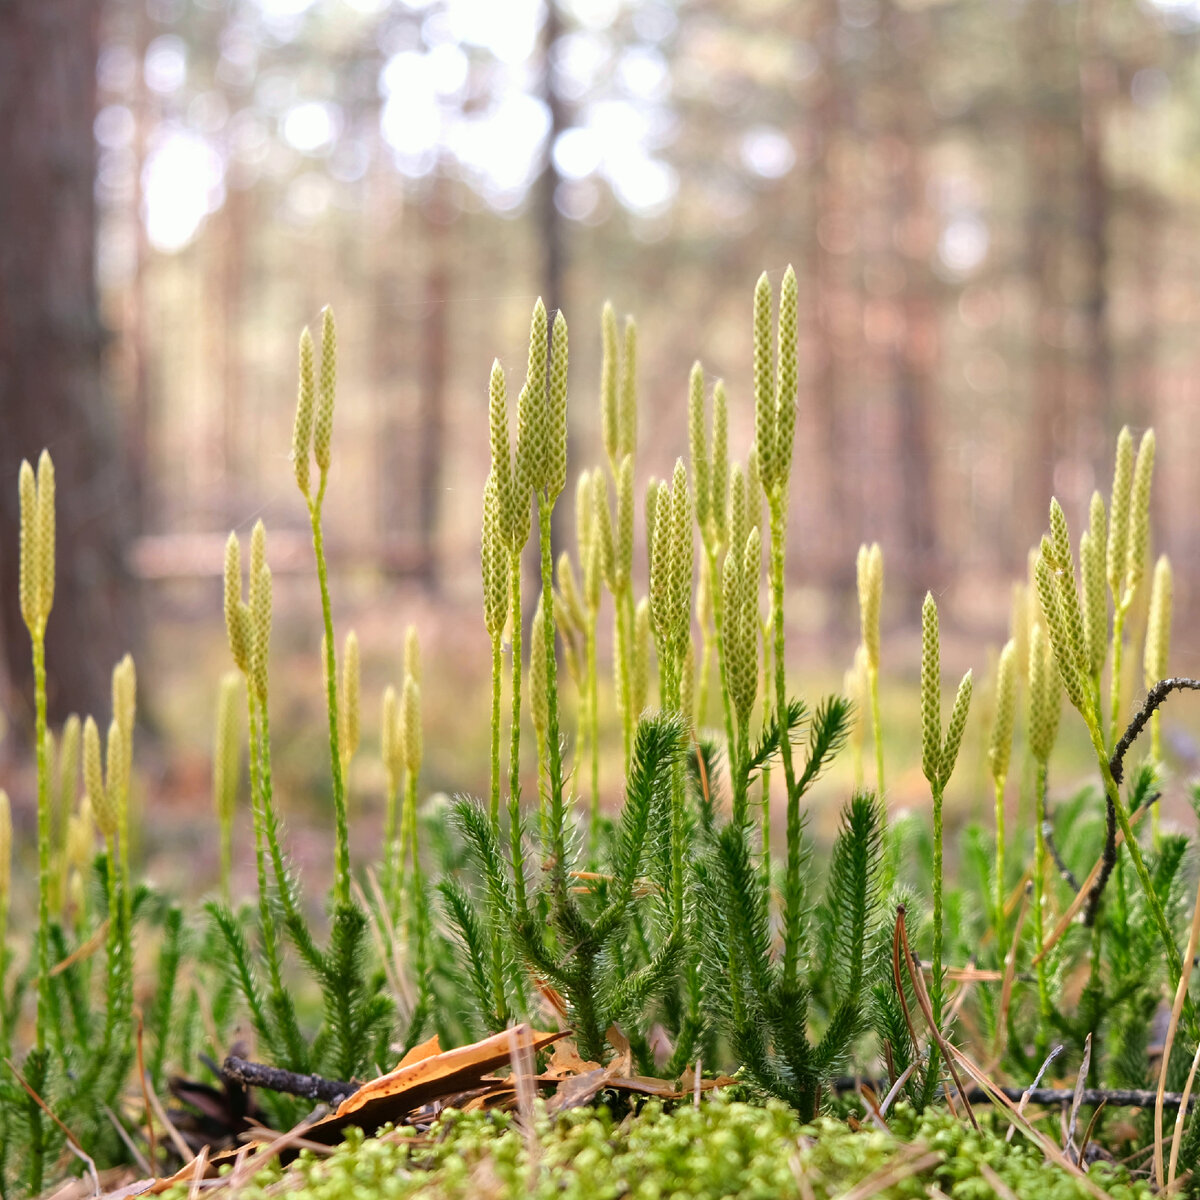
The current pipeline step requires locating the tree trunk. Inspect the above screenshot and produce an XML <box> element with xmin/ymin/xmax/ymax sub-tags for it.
<box><xmin>1074</xmin><ymin>0</ymin><xmax>1115</xmax><ymax>494</ymax></box>
<box><xmin>0</xmin><ymin>0</ymin><xmax>138</xmax><ymax>735</ymax></box>
<box><xmin>1024</xmin><ymin>0</ymin><xmax>1067</xmax><ymax>548</ymax></box>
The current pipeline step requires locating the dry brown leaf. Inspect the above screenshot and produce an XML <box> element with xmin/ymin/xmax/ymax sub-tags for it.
<box><xmin>395</xmin><ymin>1034</ymin><xmax>441</xmax><ymax>1070</ymax></box>
<box><xmin>540</xmin><ymin>1039</ymin><xmax>601</xmax><ymax>1079</ymax></box>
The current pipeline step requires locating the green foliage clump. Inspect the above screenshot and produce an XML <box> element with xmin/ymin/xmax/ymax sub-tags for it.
<box><xmin>8</xmin><ymin>266</ymin><xmax>1200</xmax><ymax>1198</ymax></box>
<box><xmin>198</xmin><ymin>1098</ymin><xmax>1157</xmax><ymax>1200</ymax></box>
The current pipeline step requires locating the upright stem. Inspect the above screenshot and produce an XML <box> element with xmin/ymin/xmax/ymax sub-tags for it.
<box><xmin>870</xmin><ymin>665</ymin><xmax>885</xmax><ymax>798</ymax></box>
<box><xmin>32</xmin><ymin>630</ymin><xmax>49</xmax><ymax>1055</ymax></box>
<box><xmin>662</xmin><ymin>647</ymin><xmax>685</xmax><ymax>931</ymax></box>
<box><xmin>732</xmin><ymin>713</ymin><xmax>750</xmax><ymax>827</ymax></box>
<box><xmin>404</xmin><ymin>765</ymin><xmax>425</xmax><ymax>967</ymax></box>
<box><xmin>1090</xmin><ymin>723</ymin><xmax>1195</xmax><ymax>1037</ymax></box>
<box><xmin>705</xmin><ymin>544</ymin><xmax>737</xmax><ymax>775</ymax></box>
<box><xmin>1108</xmin><ymin>606</ymin><xmax>1126</xmax><ymax>753</ymax></box>
<box><xmin>761</xmin><ymin>622</ymin><xmax>772</xmax><ymax>894</ymax></box>
<box><xmin>489</xmin><ymin>633</ymin><xmax>503</xmax><ymax>830</ymax></box>
<box><xmin>616</xmin><ymin>587</ymin><xmax>634</xmax><ymax>769</ymax></box>
<box><xmin>769</xmin><ymin>495</ymin><xmax>800</xmax><ymax>986</ymax></box>
<box><xmin>931</xmin><ymin>780</ymin><xmax>945</xmax><ymax>1027</ymax></box>
<box><xmin>310</xmin><ymin>483</ymin><xmax>349</xmax><ymax>906</ymax></box>
<box><xmin>537</xmin><ymin>494</ymin><xmax>567</xmax><ymax>868</ymax></box>
<box><xmin>507</xmin><ymin>552</ymin><xmax>523</xmax><ymax>831</ymax></box>
<box><xmin>586</xmin><ymin>613</ymin><xmax>599</xmax><ymax>859</ymax></box>
<box><xmin>1032</xmin><ymin>762</ymin><xmax>1052</xmax><ymax>1053</ymax></box>
<box><xmin>383</xmin><ymin>775</ymin><xmax>399</xmax><ymax>920</ymax></box>
<box><xmin>993</xmin><ymin>775</ymin><xmax>1007</xmax><ymax>948</ymax></box>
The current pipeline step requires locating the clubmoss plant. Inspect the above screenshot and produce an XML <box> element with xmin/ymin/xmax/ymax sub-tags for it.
<box><xmin>1034</xmin><ymin>487</ymin><xmax>1196</xmax><ymax>1040</ymax></box>
<box><xmin>18</xmin><ymin>453</ymin><xmax>55</xmax><ymax>1069</ymax></box>
<box><xmin>292</xmin><ymin>310</ymin><xmax>353</xmax><ymax>907</ymax></box>
<box><xmin>919</xmin><ymin>593</ymin><xmax>973</xmax><ymax>1050</ymax></box>
<box><xmin>987</xmin><ymin>638</ymin><xmax>1016</xmax><ymax>943</ymax></box>
<box><xmin>1106</xmin><ymin>428</ymin><xmax>1155</xmax><ymax>749</ymax></box>
<box><xmin>1026</xmin><ymin>621</ymin><xmax>1060</xmax><ymax>1050</ymax></box>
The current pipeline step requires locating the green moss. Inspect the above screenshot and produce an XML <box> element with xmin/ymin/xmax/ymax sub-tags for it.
<box><xmin>202</xmin><ymin>1097</ymin><xmax>1155</xmax><ymax>1200</ymax></box>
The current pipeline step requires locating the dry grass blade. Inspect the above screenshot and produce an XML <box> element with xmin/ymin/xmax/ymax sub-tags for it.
<box><xmin>992</xmin><ymin>882</ymin><xmax>1031</xmax><ymax>1069</ymax></box>
<box><xmin>943</xmin><ymin>1043</ymin><xmax>1116</xmax><ymax>1200</ymax></box>
<box><xmin>185</xmin><ymin>1147</ymin><xmax>209</xmax><ymax>1200</ymax></box>
<box><xmin>50</xmin><ymin>918</ymin><xmax>108</xmax><ymax>975</ymax></box>
<box><xmin>895</xmin><ymin>907</ymin><xmax>978</xmax><ymax>1130</ymax></box>
<box><xmin>1035</xmin><ymin>806</ymin><xmax>1147</xmax><ymax>965</ymax></box>
<box><xmin>977</xmin><ymin>1161</ymin><xmax>1019</xmax><ymax>1200</ymax></box>
<box><xmin>1006</xmin><ymin>1044</ymin><xmax>1063</xmax><ymax>1143</ymax></box>
<box><xmin>1157</xmin><ymin>870</ymin><xmax>1200</xmax><ymax>1188</ymax></box>
<box><xmin>5</xmin><ymin>1057</ymin><xmax>101</xmax><ymax>1196</ymax></box>
<box><xmin>833</xmin><ymin>1145</ymin><xmax>943</xmax><ymax>1200</ymax></box>
<box><xmin>857</xmin><ymin>1082</ymin><xmax>889</xmax><ymax>1132</ymax></box>
<box><xmin>1066</xmin><ymin>1033</ymin><xmax>1093</xmax><ymax>1162</ymax></box>
<box><xmin>508</xmin><ymin>1025</ymin><xmax>540</xmax><ymax>1195</ymax></box>
<box><xmin>1080</xmin><ymin>1100</ymin><xmax>1106</xmax><ymax>1167</ymax></box>
<box><xmin>103</xmin><ymin>1104</ymin><xmax>153</xmax><ymax>1178</ymax></box>
<box><xmin>1169</xmin><ymin>1039</ymin><xmax>1200</xmax><ymax>1190</ymax></box>
<box><xmin>880</xmin><ymin>1062</ymin><xmax>919</xmax><ymax>1116</ymax></box>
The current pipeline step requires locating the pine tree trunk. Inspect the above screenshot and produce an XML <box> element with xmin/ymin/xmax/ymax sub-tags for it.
<box><xmin>0</xmin><ymin>0</ymin><xmax>139</xmax><ymax>734</ymax></box>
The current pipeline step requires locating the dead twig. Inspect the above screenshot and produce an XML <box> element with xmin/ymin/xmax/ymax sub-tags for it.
<box><xmin>221</xmin><ymin>1056</ymin><xmax>355</xmax><ymax>1105</ymax></box>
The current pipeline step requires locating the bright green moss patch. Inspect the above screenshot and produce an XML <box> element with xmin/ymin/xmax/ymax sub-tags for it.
<box><xmin>209</xmin><ymin>1098</ymin><xmax>1155</xmax><ymax>1200</ymax></box>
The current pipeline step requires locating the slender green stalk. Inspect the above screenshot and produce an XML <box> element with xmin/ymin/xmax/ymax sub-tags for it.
<box><xmin>992</xmin><ymin>776</ymin><xmax>1006</xmax><ymax>946</ymax></box>
<box><xmin>309</xmin><ymin>481</ymin><xmax>350</xmax><ymax>907</ymax></box>
<box><xmin>538</xmin><ymin>494</ymin><xmax>567</xmax><ymax>870</ymax></box>
<box><xmin>1032</xmin><ymin>763</ymin><xmax>1052</xmax><ymax>1053</ymax></box>
<box><xmin>383</xmin><ymin>771</ymin><xmax>400</xmax><ymax>917</ymax></box>
<box><xmin>760</xmin><ymin>621</ymin><xmax>772</xmax><ymax>893</ymax></box>
<box><xmin>1107</xmin><ymin>606</ymin><xmax>1126</xmax><ymax>752</ymax></box>
<box><xmin>1089</xmin><ymin>722</ymin><xmax>1195</xmax><ymax>1036</ymax></box>
<box><xmin>586</xmin><ymin>613</ymin><xmax>600</xmax><ymax>859</ymax></box>
<box><xmin>768</xmin><ymin>495</ymin><xmax>801</xmax><ymax>985</ymax></box>
<box><xmin>931</xmin><ymin>780</ymin><xmax>945</xmax><ymax>1025</ymax></box>
<box><xmin>705</xmin><ymin>544</ymin><xmax>738</xmax><ymax>773</ymax></box>
<box><xmin>32</xmin><ymin>631</ymin><xmax>50</xmax><ymax>1055</ymax></box>
<box><xmin>616</xmin><ymin>588</ymin><xmax>634</xmax><ymax>769</ymax></box>
<box><xmin>404</xmin><ymin>765</ymin><xmax>425</xmax><ymax>964</ymax></box>
<box><xmin>869</xmin><ymin>666</ymin><xmax>885</xmax><ymax>797</ymax></box>
<box><xmin>507</xmin><ymin>552</ymin><xmax>523</xmax><ymax>830</ymax></box>
<box><xmin>489</xmin><ymin>633</ymin><xmax>503</xmax><ymax>830</ymax></box>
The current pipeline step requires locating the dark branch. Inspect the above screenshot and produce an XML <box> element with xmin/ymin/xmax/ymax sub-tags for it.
<box><xmin>1083</xmin><ymin>790</ymin><xmax>1118</xmax><ymax>928</ymax></box>
<box><xmin>1041</xmin><ymin>812</ymin><xmax>1080</xmax><ymax>895</ymax></box>
<box><xmin>833</xmin><ymin>1076</ymin><xmax>1196</xmax><ymax>1110</ymax></box>
<box><xmin>1110</xmin><ymin>677</ymin><xmax>1200</xmax><ymax>785</ymax></box>
<box><xmin>222</xmin><ymin>1055</ymin><xmax>356</xmax><ymax>1106</ymax></box>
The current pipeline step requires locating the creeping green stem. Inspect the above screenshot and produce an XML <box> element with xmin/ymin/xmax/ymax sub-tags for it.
<box><xmin>308</xmin><ymin>478</ymin><xmax>350</xmax><ymax>907</ymax></box>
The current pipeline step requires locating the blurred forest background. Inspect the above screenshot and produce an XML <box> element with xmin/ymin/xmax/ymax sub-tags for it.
<box><xmin>4</xmin><ymin>0</ymin><xmax>1200</xmax><ymax>837</ymax></box>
